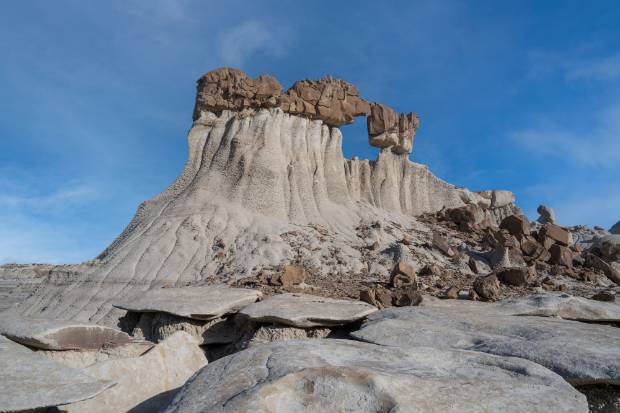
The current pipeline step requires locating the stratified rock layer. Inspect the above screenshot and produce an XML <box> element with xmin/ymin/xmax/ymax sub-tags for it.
<box><xmin>162</xmin><ymin>339</ymin><xmax>588</xmax><ymax>413</ymax></box>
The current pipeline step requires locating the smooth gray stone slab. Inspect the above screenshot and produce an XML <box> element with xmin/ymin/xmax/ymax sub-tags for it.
<box><xmin>0</xmin><ymin>335</ymin><xmax>114</xmax><ymax>412</ymax></box>
<box><xmin>113</xmin><ymin>286</ymin><xmax>262</xmax><ymax>320</ymax></box>
<box><xmin>239</xmin><ymin>293</ymin><xmax>378</xmax><ymax>327</ymax></box>
<box><xmin>351</xmin><ymin>306</ymin><xmax>620</xmax><ymax>384</ymax></box>
<box><xmin>421</xmin><ymin>292</ymin><xmax>620</xmax><ymax>322</ymax></box>
<box><xmin>162</xmin><ymin>339</ymin><xmax>588</xmax><ymax>413</ymax></box>
<box><xmin>0</xmin><ymin>314</ymin><xmax>133</xmax><ymax>350</ymax></box>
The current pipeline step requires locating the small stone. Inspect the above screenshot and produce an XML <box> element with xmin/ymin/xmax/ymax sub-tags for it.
<box><xmin>473</xmin><ymin>274</ymin><xmax>501</xmax><ymax>301</ymax></box>
<box><xmin>591</xmin><ymin>291</ymin><xmax>615</xmax><ymax>302</ymax></box>
<box><xmin>496</xmin><ymin>267</ymin><xmax>534</xmax><ymax>287</ymax></box>
<box><xmin>468</xmin><ymin>257</ymin><xmax>479</xmax><ymax>274</ymax></box>
<box><xmin>277</xmin><ymin>265</ymin><xmax>307</xmax><ymax>288</ymax></box>
<box><xmin>443</xmin><ymin>286</ymin><xmax>459</xmax><ymax>299</ymax></box>
<box><xmin>432</xmin><ymin>233</ymin><xmax>454</xmax><ymax>257</ymax></box>
<box><xmin>419</xmin><ymin>264</ymin><xmax>441</xmax><ymax>276</ymax></box>
<box><xmin>391</xmin><ymin>261</ymin><xmax>416</xmax><ymax>287</ymax></box>
<box><xmin>392</xmin><ymin>287</ymin><xmax>423</xmax><ymax>307</ymax></box>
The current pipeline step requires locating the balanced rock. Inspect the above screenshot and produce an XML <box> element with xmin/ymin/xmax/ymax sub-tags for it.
<box><xmin>239</xmin><ymin>293</ymin><xmax>377</xmax><ymax>328</ymax></box>
<box><xmin>63</xmin><ymin>331</ymin><xmax>207</xmax><ymax>413</ymax></box>
<box><xmin>0</xmin><ymin>314</ymin><xmax>133</xmax><ymax>350</ymax></box>
<box><xmin>537</xmin><ymin>204</ymin><xmax>556</xmax><ymax>224</ymax></box>
<box><xmin>162</xmin><ymin>339</ymin><xmax>587</xmax><ymax>413</ymax></box>
<box><xmin>352</xmin><ymin>306</ymin><xmax>620</xmax><ymax>383</ymax></box>
<box><xmin>114</xmin><ymin>286</ymin><xmax>261</xmax><ymax>320</ymax></box>
<box><xmin>0</xmin><ymin>335</ymin><xmax>113</xmax><ymax>412</ymax></box>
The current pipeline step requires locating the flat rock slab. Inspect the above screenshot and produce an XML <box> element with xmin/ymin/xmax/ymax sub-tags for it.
<box><xmin>351</xmin><ymin>306</ymin><xmax>620</xmax><ymax>384</ymax></box>
<box><xmin>492</xmin><ymin>292</ymin><xmax>620</xmax><ymax>322</ymax></box>
<box><xmin>421</xmin><ymin>292</ymin><xmax>620</xmax><ymax>322</ymax></box>
<box><xmin>239</xmin><ymin>293</ymin><xmax>377</xmax><ymax>327</ymax></box>
<box><xmin>64</xmin><ymin>331</ymin><xmax>207</xmax><ymax>413</ymax></box>
<box><xmin>0</xmin><ymin>336</ymin><xmax>114</xmax><ymax>412</ymax></box>
<box><xmin>162</xmin><ymin>339</ymin><xmax>587</xmax><ymax>413</ymax></box>
<box><xmin>0</xmin><ymin>314</ymin><xmax>133</xmax><ymax>350</ymax></box>
<box><xmin>113</xmin><ymin>286</ymin><xmax>262</xmax><ymax>320</ymax></box>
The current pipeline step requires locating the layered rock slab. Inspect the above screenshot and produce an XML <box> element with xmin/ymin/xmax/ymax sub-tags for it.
<box><xmin>114</xmin><ymin>286</ymin><xmax>261</xmax><ymax>320</ymax></box>
<box><xmin>62</xmin><ymin>331</ymin><xmax>207</xmax><ymax>413</ymax></box>
<box><xmin>163</xmin><ymin>339</ymin><xmax>587</xmax><ymax>413</ymax></box>
<box><xmin>351</xmin><ymin>306</ymin><xmax>620</xmax><ymax>383</ymax></box>
<box><xmin>0</xmin><ymin>314</ymin><xmax>133</xmax><ymax>350</ymax></box>
<box><xmin>0</xmin><ymin>335</ymin><xmax>113</xmax><ymax>412</ymax></box>
<box><xmin>239</xmin><ymin>293</ymin><xmax>377</xmax><ymax>327</ymax></box>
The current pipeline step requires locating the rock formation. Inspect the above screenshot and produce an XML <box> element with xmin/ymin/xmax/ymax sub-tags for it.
<box><xmin>3</xmin><ymin>68</ymin><xmax>518</xmax><ymax>326</ymax></box>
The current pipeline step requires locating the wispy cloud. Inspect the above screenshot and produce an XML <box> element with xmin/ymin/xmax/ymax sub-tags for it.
<box><xmin>216</xmin><ymin>20</ymin><xmax>289</xmax><ymax>66</ymax></box>
<box><xmin>511</xmin><ymin>101</ymin><xmax>620</xmax><ymax>167</ymax></box>
<box><xmin>0</xmin><ymin>183</ymin><xmax>98</xmax><ymax>213</ymax></box>
<box><xmin>528</xmin><ymin>50</ymin><xmax>620</xmax><ymax>83</ymax></box>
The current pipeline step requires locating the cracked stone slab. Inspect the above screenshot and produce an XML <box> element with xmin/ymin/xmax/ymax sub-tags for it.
<box><xmin>0</xmin><ymin>335</ymin><xmax>114</xmax><ymax>412</ymax></box>
<box><xmin>0</xmin><ymin>313</ymin><xmax>134</xmax><ymax>350</ymax></box>
<box><xmin>162</xmin><ymin>339</ymin><xmax>587</xmax><ymax>413</ymax></box>
<box><xmin>239</xmin><ymin>293</ymin><xmax>378</xmax><ymax>327</ymax></box>
<box><xmin>351</xmin><ymin>306</ymin><xmax>620</xmax><ymax>384</ymax></box>
<box><xmin>113</xmin><ymin>286</ymin><xmax>262</xmax><ymax>320</ymax></box>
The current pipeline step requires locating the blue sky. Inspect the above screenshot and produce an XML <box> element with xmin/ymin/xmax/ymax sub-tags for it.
<box><xmin>1</xmin><ymin>1</ymin><xmax>619</xmax><ymax>264</ymax></box>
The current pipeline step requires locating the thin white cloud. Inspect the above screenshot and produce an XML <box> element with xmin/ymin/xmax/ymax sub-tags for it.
<box><xmin>511</xmin><ymin>102</ymin><xmax>620</xmax><ymax>168</ymax></box>
<box><xmin>528</xmin><ymin>50</ymin><xmax>620</xmax><ymax>83</ymax></box>
<box><xmin>565</xmin><ymin>53</ymin><xmax>620</xmax><ymax>82</ymax></box>
<box><xmin>216</xmin><ymin>20</ymin><xmax>288</xmax><ymax>66</ymax></box>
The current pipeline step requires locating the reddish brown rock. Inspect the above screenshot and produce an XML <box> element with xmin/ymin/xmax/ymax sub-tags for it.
<box><xmin>496</xmin><ymin>267</ymin><xmax>534</xmax><ymax>287</ymax></box>
<box><xmin>392</xmin><ymin>287</ymin><xmax>423</xmax><ymax>307</ymax></box>
<box><xmin>443</xmin><ymin>286</ymin><xmax>459</xmax><ymax>299</ymax></box>
<box><xmin>446</xmin><ymin>204</ymin><xmax>484</xmax><ymax>230</ymax></box>
<box><xmin>539</xmin><ymin>223</ymin><xmax>571</xmax><ymax>247</ymax></box>
<box><xmin>359</xmin><ymin>286</ymin><xmax>393</xmax><ymax>309</ymax></box>
<box><xmin>473</xmin><ymin>274</ymin><xmax>501</xmax><ymax>301</ymax></box>
<box><xmin>549</xmin><ymin>244</ymin><xmax>574</xmax><ymax>268</ymax></box>
<box><xmin>499</xmin><ymin>215</ymin><xmax>531</xmax><ymax>239</ymax></box>
<box><xmin>432</xmin><ymin>233</ymin><xmax>455</xmax><ymax>257</ymax></box>
<box><xmin>591</xmin><ymin>291</ymin><xmax>615</xmax><ymax>302</ymax></box>
<box><xmin>273</xmin><ymin>265</ymin><xmax>307</xmax><ymax>288</ymax></box>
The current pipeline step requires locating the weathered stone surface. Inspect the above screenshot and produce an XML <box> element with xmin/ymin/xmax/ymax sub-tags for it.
<box><xmin>359</xmin><ymin>286</ymin><xmax>393</xmax><ymax>309</ymax></box>
<box><xmin>163</xmin><ymin>339</ymin><xmax>587</xmax><ymax>413</ymax></box>
<box><xmin>0</xmin><ymin>314</ymin><xmax>133</xmax><ymax>350</ymax></box>
<box><xmin>492</xmin><ymin>292</ymin><xmax>620</xmax><ymax>322</ymax></box>
<box><xmin>247</xmin><ymin>325</ymin><xmax>331</xmax><ymax>347</ymax></box>
<box><xmin>63</xmin><ymin>331</ymin><xmax>207</xmax><ymax>413</ymax></box>
<box><xmin>591</xmin><ymin>234</ymin><xmax>620</xmax><ymax>261</ymax></box>
<box><xmin>130</xmin><ymin>312</ymin><xmax>238</xmax><ymax>345</ymax></box>
<box><xmin>273</xmin><ymin>265</ymin><xmax>307</xmax><ymax>287</ymax></box>
<box><xmin>352</xmin><ymin>305</ymin><xmax>620</xmax><ymax>383</ymax></box>
<box><xmin>40</xmin><ymin>340</ymin><xmax>154</xmax><ymax>369</ymax></box>
<box><xmin>390</xmin><ymin>261</ymin><xmax>416</xmax><ymax>287</ymax></box>
<box><xmin>392</xmin><ymin>287</ymin><xmax>423</xmax><ymax>307</ymax></box>
<box><xmin>0</xmin><ymin>335</ymin><xmax>113</xmax><ymax>412</ymax></box>
<box><xmin>585</xmin><ymin>253</ymin><xmax>620</xmax><ymax>285</ymax></box>
<box><xmin>432</xmin><ymin>232</ymin><xmax>454</xmax><ymax>256</ymax></box>
<box><xmin>500</xmin><ymin>214</ymin><xmax>530</xmax><ymax>239</ymax></box>
<box><xmin>610</xmin><ymin>220</ymin><xmax>620</xmax><ymax>234</ymax></box>
<box><xmin>114</xmin><ymin>286</ymin><xmax>261</xmax><ymax>320</ymax></box>
<box><xmin>540</xmin><ymin>223</ymin><xmax>571</xmax><ymax>247</ymax></box>
<box><xmin>537</xmin><ymin>204</ymin><xmax>556</xmax><ymax>224</ymax></box>
<box><xmin>591</xmin><ymin>291</ymin><xmax>615</xmax><ymax>302</ymax></box>
<box><xmin>239</xmin><ymin>293</ymin><xmax>377</xmax><ymax>328</ymax></box>
<box><xmin>367</xmin><ymin>104</ymin><xmax>419</xmax><ymax>154</ymax></box>
<box><xmin>473</xmin><ymin>273</ymin><xmax>501</xmax><ymax>300</ymax></box>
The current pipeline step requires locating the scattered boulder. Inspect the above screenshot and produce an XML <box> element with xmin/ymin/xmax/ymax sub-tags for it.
<box><xmin>0</xmin><ymin>335</ymin><xmax>113</xmax><ymax>413</ymax></box>
<box><xmin>163</xmin><ymin>339</ymin><xmax>588</xmax><ymax>413</ymax></box>
<box><xmin>352</xmin><ymin>305</ymin><xmax>620</xmax><ymax>384</ymax></box>
<box><xmin>63</xmin><ymin>331</ymin><xmax>207</xmax><ymax>413</ymax></box>
<box><xmin>359</xmin><ymin>286</ymin><xmax>393</xmax><ymax>309</ymax></box>
<box><xmin>392</xmin><ymin>287</ymin><xmax>423</xmax><ymax>307</ymax></box>
<box><xmin>114</xmin><ymin>286</ymin><xmax>262</xmax><ymax>320</ymax></box>
<box><xmin>473</xmin><ymin>274</ymin><xmax>501</xmax><ymax>301</ymax></box>
<box><xmin>239</xmin><ymin>293</ymin><xmax>377</xmax><ymax>328</ymax></box>
<box><xmin>539</xmin><ymin>223</ymin><xmax>571</xmax><ymax>247</ymax></box>
<box><xmin>549</xmin><ymin>244</ymin><xmax>574</xmax><ymax>267</ymax></box>
<box><xmin>445</xmin><ymin>204</ymin><xmax>484</xmax><ymax>230</ymax></box>
<box><xmin>443</xmin><ymin>286</ymin><xmax>460</xmax><ymax>299</ymax></box>
<box><xmin>610</xmin><ymin>220</ymin><xmax>620</xmax><ymax>234</ymax></box>
<box><xmin>272</xmin><ymin>265</ymin><xmax>307</xmax><ymax>288</ymax></box>
<box><xmin>585</xmin><ymin>253</ymin><xmax>620</xmax><ymax>285</ymax></box>
<box><xmin>0</xmin><ymin>315</ymin><xmax>133</xmax><ymax>350</ymax></box>
<box><xmin>390</xmin><ymin>261</ymin><xmax>416</xmax><ymax>287</ymax></box>
<box><xmin>432</xmin><ymin>233</ymin><xmax>454</xmax><ymax>257</ymax></box>
<box><xmin>496</xmin><ymin>267</ymin><xmax>534</xmax><ymax>286</ymax></box>
<box><xmin>591</xmin><ymin>235</ymin><xmax>620</xmax><ymax>262</ymax></box>
<box><xmin>500</xmin><ymin>214</ymin><xmax>531</xmax><ymax>239</ymax></box>
<box><xmin>591</xmin><ymin>291</ymin><xmax>615</xmax><ymax>302</ymax></box>
<box><xmin>537</xmin><ymin>205</ymin><xmax>556</xmax><ymax>225</ymax></box>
